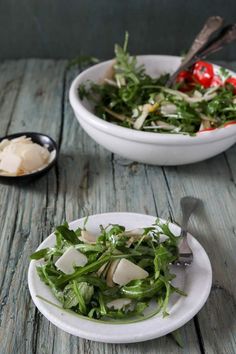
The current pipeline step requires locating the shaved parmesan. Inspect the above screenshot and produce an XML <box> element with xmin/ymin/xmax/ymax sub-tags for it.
<box><xmin>0</xmin><ymin>136</ymin><xmax>54</xmax><ymax>176</ymax></box>
<box><xmin>0</xmin><ymin>152</ymin><xmax>22</xmax><ymax>174</ymax></box>
<box><xmin>79</xmin><ymin>230</ymin><xmax>96</xmax><ymax>244</ymax></box>
<box><xmin>133</xmin><ymin>104</ymin><xmax>152</xmax><ymax>130</ymax></box>
<box><xmin>106</xmin><ymin>259</ymin><xmax>120</xmax><ymax>287</ymax></box>
<box><xmin>112</xmin><ymin>258</ymin><xmax>149</xmax><ymax>286</ymax></box>
<box><xmin>123</xmin><ymin>228</ymin><xmax>144</xmax><ymax>237</ymax></box>
<box><xmin>55</xmin><ymin>247</ymin><xmax>88</xmax><ymax>274</ymax></box>
<box><xmin>106</xmin><ymin>298</ymin><xmax>132</xmax><ymax>310</ymax></box>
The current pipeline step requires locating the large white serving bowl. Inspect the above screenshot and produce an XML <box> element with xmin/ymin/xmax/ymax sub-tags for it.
<box><xmin>69</xmin><ymin>56</ymin><xmax>236</xmax><ymax>165</ymax></box>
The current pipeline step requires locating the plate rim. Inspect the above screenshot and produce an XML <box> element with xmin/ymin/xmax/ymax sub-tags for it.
<box><xmin>28</xmin><ymin>212</ymin><xmax>212</xmax><ymax>343</ymax></box>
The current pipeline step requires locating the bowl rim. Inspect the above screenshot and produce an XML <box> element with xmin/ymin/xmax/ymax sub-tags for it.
<box><xmin>69</xmin><ymin>55</ymin><xmax>236</xmax><ymax>145</ymax></box>
<box><xmin>0</xmin><ymin>132</ymin><xmax>58</xmax><ymax>179</ymax></box>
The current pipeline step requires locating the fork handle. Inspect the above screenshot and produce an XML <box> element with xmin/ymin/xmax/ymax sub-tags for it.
<box><xmin>180</xmin><ymin>196</ymin><xmax>200</xmax><ymax>237</ymax></box>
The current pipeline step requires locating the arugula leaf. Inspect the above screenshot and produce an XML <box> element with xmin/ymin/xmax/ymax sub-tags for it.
<box><xmin>155</xmin><ymin>219</ymin><xmax>179</xmax><ymax>246</ymax></box>
<box><xmin>160</xmin><ymin>281</ymin><xmax>171</xmax><ymax>317</ymax></box>
<box><xmin>104</xmin><ymin>301</ymin><xmax>148</xmax><ymax>319</ymax></box>
<box><xmin>31</xmin><ymin>217</ymin><xmax>186</xmax><ymax>328</ymax></box>
<box><xmin>121</xmin><ymin>278</ymin><xmax>164</xmax><ymax>300</ymax></box>
<box><xmin>37</xmin><ymin>265</ymin><xmax>64</xmax><ymax>302</ymax></box>
<box><xmin>171</xmin><ymin>329</ymin><xmax>184</xmax><ymax>348</ymax></box>
<box><xmin>154</xmin><ymin>245</ymin><xmax>170</xmax><ymax>279</ymax></box>
<box><xmin>76</xmin><ymin>281</ymin><xmax>94</xmax><ymax>304</ymax></box>
<box><xmin>30</xmin><ymin>248</ymin><xmax>50</xmax><ymax>260</ymax></box>
<box><xmin>63</xmin><ymin>281</ymin><xmax>94</xmax><ymax>314</ymax></box>
<box><xmin>67</xmin><ymin>55</ymin><xmax>99</xmax><ymax>70</ymax></box>
<box><xmin>54</xmin><ymin>254</ymin><xmax>112</xmax><ymax>286</ymax></box>
<box><xmin>63</xmin><ymin>283</ymin><xmax>81</xmax><ymax>309</ymax></box>
<box><xmin>219</xmin><ymin>67</ymin><xmax>230</xmax><ymax>79</ymax></box>
<box><xmin>78</xmin><ymin>34</ymin><xmax>236</xmax><ymax>135</ymax></box>
<box><xmin>98</xmin><ymin>292</ymin><xmax>107</xmax><ymax>316</ymax></box>
<box><xmin>56</xmin><ymin>225</ymin><xmax>80</xmax><ymax>244</ymax></box>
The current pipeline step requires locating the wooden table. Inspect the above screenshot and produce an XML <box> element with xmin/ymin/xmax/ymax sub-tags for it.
<box><xmin>0</xmin><ymin>60</ymin><xmax>235</xmax><ymax>354</ymax></box>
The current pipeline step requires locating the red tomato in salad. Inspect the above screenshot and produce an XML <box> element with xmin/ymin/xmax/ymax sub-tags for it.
<box><xmin>210</xmin><ymin>75</ymin><xmax>223</xmax><ymax>87</ymax></box>
<box><xmin>176</xmin><ymin>70</ymin><xmax>194</xmax><ymax>91</ymax></box>
<box><xmin>225</xmin><ymin>77</ymin><xmax>236</xmax><ymax>93</ymax></box>
<box><xmin>176</xmin><ymin>70</ymin><xmax>191</xmax><ymax>82</ymax></box>
<box><xmin>193</xmin><ymin>61</ymin><xmax>214</xmax><ymax>88</ymax></box>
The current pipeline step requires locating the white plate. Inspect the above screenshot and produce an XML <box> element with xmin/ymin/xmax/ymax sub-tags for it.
<box><xmin>28</xmin><ymin>212</ymin><xmax>212</xmax><ymax>343</ymax></box>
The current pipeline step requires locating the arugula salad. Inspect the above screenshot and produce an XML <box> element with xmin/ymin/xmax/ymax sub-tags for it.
<box><xmin>30</xmin><ymin>219</ymin><xmax>186</xmax><ymax>322</ymax></box>
<box><xmin>79</xmin><ymin>33</ymin><xmax>236</xmax><ymax>135</ymax></box>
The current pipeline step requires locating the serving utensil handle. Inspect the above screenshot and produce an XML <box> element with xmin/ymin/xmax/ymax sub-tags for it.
<box><xmin>181</xmin><ymin>16</ymin><xmax>224</xmax><ymax>67</ymax></box>
<box><xmin>167</xmin><ymin>19</ymin><xmax>236</xmax><ymax>88</ymax></box>
<box><xmin>198</xmin><ymin>23</ymin><xmax>236</xmax><ymax>58</ymax></box>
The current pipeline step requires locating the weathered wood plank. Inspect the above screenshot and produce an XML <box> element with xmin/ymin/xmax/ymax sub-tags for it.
<box><xmin>222</xmin><ymin>61</ymin><xmax>236</xmax><ymax>185</ymax></box>
<box><xmin>128</xmin><ymin>58</ymin><xmax>236</xmax><ymax>353</ymax></box>
<box><xmin>33</xmin><ymin>66</ymin><xmax>121</xmax><ymax>354</ymax></box>
<box><xmin>108</xmin><ymin>158</ymin><xmax>201</xmax><ymax>353</ymax></box>
<box><xmin>0</xmin><ymin>60</ymin><xmax>26</xmax><ymax>135</ymax></box>
<box><xmin>1</xmin><ymin>60</ymin><xmax>236</xmax><ymax>354</ymax></box>
<box><xmin>156</xmin><ymin>157</ymin><xmax>236</xmax><ymax>353</ymax></box>
<box><xmin>0</xmin><ymin>60</ymin><xmax>67</xmax><ymax>354</ymax></box>
<box><xmin>7</xmin><ymin>59</ymin><xmax>66</xmax><ymax>139</ymax></box>
<box><xmin>35</xmin><ymin>66</ymin><xmax>201</xmax><ymax>354</ymax></box>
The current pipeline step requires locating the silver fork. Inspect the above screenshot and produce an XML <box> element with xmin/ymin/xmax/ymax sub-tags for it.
<box><xmin>176</xmin><ymin>196</ymin><xmax>202</xmax><ymax>266</ymax></box>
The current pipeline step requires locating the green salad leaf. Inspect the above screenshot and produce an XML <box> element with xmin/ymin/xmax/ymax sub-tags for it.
<box><xmin>30</xmin><ymin>218</ymin><xmax>186</xmax><ymax>323</ymax></box>
<box><xmin>78</xmin><ymin>34</ymin><xmax>236</xmax><ymax>134</ymax></box>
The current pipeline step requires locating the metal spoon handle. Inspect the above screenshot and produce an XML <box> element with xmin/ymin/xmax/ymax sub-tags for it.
<box><xmin>181</xmin><ymin>16</ymin><xmax>224</xmax><ymax>67</ymax></box>
<box><xmin>197</xmin><ymin>23</ymin><xmax>236</xmax><ymax>58</ymax></box>
<box><xmin>181</xmin><ymin>24</ymin><xmax>236</xmax><ymax>72</ymax></box>
<box><xmin>167</xmin><ymin>16</ymin><xmax>223</xmax><ymax>87</ymax></box>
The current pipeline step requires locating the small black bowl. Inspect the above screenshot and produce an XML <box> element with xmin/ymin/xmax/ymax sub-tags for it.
<box><xmin>0</xmin><ymin>132</ymin><xmax>58</xmax><ymax>184</ymax></box>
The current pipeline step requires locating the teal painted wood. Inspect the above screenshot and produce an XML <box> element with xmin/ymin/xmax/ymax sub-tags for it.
<box><xmin>160</xmin><ymin>150</ymin><xmax>236</xmax><ymax>354</ymax></box>
<box><xmin>0</xmin><ymin>60</ymin><xmax>26</xmax><ymax>135</ymax></box>
<box><xmin>0</xmin><ymin>60</ymin><xmax>235</xmax><ymax>354</ymax></box>
<box><xmin>0</xmin><ymin>60</ymin><xmax>66</xmax><ymax>354</ymax></box>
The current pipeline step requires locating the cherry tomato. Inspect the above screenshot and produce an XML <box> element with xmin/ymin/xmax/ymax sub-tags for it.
<box><xmin>176</xmin><ymin>70</ymin><xmax>191</xmax><ymax>82</ymax></box>
<box><xmin>225</xmin><ymin>77</ymin><xmax>236</xmax><ymax>93</ymax></box>
<box><xmin>193</xmin><ymin>61</ymin><xmax>214</xmax><ymax>88</ymax></box>
<box><xmin>176</xmin><ymin>70</ymin><xmax>193</xmax><ymax>92</ymax></box>
<box><xmin>210</xmin><ymin>75</ymin><xmax>223</xmax><ymax>87</ymax></box>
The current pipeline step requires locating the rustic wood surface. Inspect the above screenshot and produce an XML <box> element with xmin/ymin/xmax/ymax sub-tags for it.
<box><xmin>0</xmin><ymin>60</ymin><xmax>235</xmax><ymax>354</ymax></box>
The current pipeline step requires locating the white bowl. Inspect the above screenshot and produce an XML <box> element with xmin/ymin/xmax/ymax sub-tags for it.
<box><xmin>69</xmin><ymin>56</ymin><xmax>236</xmax><ymax>165</ymax></box>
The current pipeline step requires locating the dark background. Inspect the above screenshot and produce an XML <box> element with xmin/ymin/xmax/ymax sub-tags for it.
<box><xmin>1</xmin><ymin>0</ymin><xmax>236</xmax><ymax>60</ymax></box>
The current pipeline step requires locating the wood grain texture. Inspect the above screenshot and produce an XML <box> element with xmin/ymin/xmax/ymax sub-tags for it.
<box><xmin>0</xmin><ymin>60</ymin><xmax>26</xmax><ymax>135</ymax></box>
<box><xmin>0</xmin><ymin>60</ymin><xmax>235</xmax><ymax>354</ymax></box>
<box><xmin>0</xmin><ymin>60</ymin><xmax>66</xmax><ymax>354</ymax></box>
